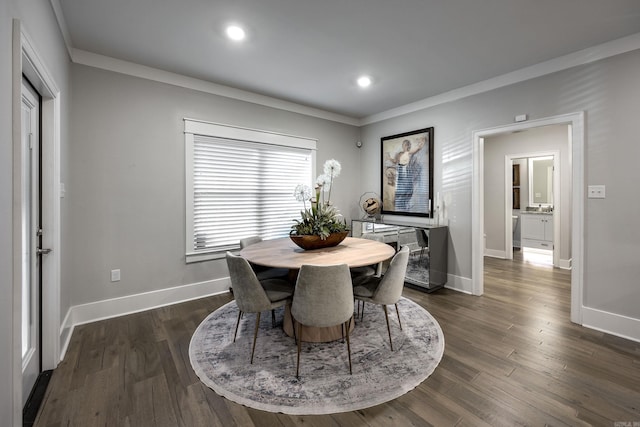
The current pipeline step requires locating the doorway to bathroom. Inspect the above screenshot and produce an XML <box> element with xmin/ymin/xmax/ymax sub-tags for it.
<box><xmin>472</xmin><ymin>112</ymin><xmax>584</xmax><ymax>325</ymax></box>
<box><xmin>483</xmin><ymin>125</ymin><xmax>569</xmax><ymax>270</ymax></box>
<box><xmin>509</xmin><ymin>152</ymin><xmax>558</xmax><ymax>268</ymax></box>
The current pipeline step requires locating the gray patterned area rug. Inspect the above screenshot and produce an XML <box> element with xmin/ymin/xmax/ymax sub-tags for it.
<box><xmin>189</xmin><ymin>296</ymin><xmax>444</xmax><ymax>415</ymax></box>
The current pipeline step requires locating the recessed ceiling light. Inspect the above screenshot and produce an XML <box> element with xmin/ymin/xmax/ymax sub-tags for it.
<box><xmin>225</xmin><ymin>25</ymin><xmax>246</xmax><ymax>41</ymax></box>
<box><xmin>357</xmin><ymin>75</ymin><xmax>372</xmax><ymax>88</ymax></box>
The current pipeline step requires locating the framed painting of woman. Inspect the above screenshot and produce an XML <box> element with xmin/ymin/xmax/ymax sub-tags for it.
<box><xmin>381</xmin><ymin>127</ymin><xmax>434</xmax><ymax>217</ymax></box>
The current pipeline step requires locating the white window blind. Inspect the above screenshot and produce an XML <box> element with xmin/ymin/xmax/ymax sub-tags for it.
<box><xmin>185</xmin><ymin>120</ymin><xmax>315</xmax><ymax>262</ymax></box>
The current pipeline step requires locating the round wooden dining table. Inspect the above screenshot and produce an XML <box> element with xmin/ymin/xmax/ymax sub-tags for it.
<box><xmin>240</xmin><ymin>236</ymin><xmax>396</xmax><ymax>342</ymax></box>
<box><xmin>239</xmin><ymin>236</ymin><xmax>396</xmax><ymax>270</ymax></box>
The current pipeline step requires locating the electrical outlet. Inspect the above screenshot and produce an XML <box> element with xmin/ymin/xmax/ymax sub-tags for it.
<box><xmin>588</xmin><ymin>185</ymin><xmax>606</xmax><ymax>199</ymax></box>
<box><xmin>111</xmin><ymin>269</ymin><xmax>121</xmax><ymax>282</ymax></box>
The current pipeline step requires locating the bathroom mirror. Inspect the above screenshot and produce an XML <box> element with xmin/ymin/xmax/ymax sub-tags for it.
<box><xmin>528</xmin><ymin>156</ymin><xmax>554</xmax><ymax>206</ymax></box>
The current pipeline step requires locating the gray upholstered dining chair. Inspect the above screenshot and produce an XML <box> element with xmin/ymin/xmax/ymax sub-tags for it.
<box><xmin>291</xmin><ymin>263</ymin><xmax>354</xmax><ymax>378</ymax></box>
<box><xmin>239</xmin><ymin>236</ymin><xmax>289</xmax><ymax>281</ymax></box>
<box><xmin>226</xmin><ymin>251</ymin><xmax>294</xmax><ymax>364</ymax></box>
<box><xmin>352</xmin><ymin>245</ymin><xmax>410</xmax><ymax>351</ymax></box>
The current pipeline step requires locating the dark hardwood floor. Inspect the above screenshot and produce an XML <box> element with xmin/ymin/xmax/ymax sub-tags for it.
<box><xmin>35</xmin><ymin>255</ymin><xmax>640</xmax><ymax>426</ymax></box>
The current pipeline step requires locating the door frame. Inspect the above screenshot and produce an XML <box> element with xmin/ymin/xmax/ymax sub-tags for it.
<box><xmin>472</xmin><ymin>112</ymin><xmax>584</xmax><ymax>324</ymax></box>
<box><xmin>12</xmin><ymin>19</ymin><xmax>62</xmax><ymax>418</ymax></box>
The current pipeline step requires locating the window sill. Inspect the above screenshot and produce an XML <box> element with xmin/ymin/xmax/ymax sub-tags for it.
<box><xmin>186</xmin><ymin>250</ymin><xmax>228</xmax><ymax>264</ymax></box>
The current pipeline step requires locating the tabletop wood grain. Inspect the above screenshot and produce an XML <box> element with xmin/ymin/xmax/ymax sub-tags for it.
<box><xmin>239</xmin><ymin>236</ymin><xmax>396</xmax><ymax>269</ymax></box>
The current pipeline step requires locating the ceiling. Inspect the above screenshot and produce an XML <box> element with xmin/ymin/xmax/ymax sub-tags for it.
<box><xmin>56</xmin><ymin>0</ymin><xmax>640</xmax><ymax>120</ymax></box>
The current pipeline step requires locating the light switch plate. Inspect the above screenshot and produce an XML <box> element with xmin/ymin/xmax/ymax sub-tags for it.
<box><xmin>111</xmin><ymin>269</ymin><xmax>121</xmax><ymax>282</ymax></box>
<box><xmin>588</xmin><ymin>185</ymin><xmax>606</xmax><ymax>199</ymax></box>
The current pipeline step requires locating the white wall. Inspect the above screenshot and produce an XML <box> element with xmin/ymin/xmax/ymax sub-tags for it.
<box><xmin>360</xmin><ymin>48</ymin><xmax>640</xmax><ymax>323</ymax></box>
<box><xmin>484</xmin><ymin>124</ymin><xmax>571</xmax><ymax>263</ymax></box>
<box><xmin>1</xmin><ymin>0</ymin><xmax>71</xmax><ymax>424</ymax></box>
<box><xmin>0</xmin><ymin>2</ymin><xmax>14</xmax><ymax>421</ymax></box>
<box><xmin>66</xmin><ymin>63</ymin><xmax>360</xmax><ymax>307</ymax></box>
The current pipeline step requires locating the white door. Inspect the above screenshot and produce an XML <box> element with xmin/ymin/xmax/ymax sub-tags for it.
<box><xmin>21</xmin><ymin>78</ymin><xmax>42</xmax><ymax>406</ymax></box>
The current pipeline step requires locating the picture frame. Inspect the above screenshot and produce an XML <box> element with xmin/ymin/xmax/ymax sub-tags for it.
<box><xmin>381</xmin><ymin>127</ymin><xmax>434</xmax><ymax>217</ymax></box>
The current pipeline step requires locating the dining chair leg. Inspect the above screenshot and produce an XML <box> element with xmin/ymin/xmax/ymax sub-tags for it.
<box><xmin>382</xmin><ymin>305</ymin><xmax>393</xmax><ymax>351</ymax></box>
<box><xmin>395</xmin><ymin>303</ymin><xmax>403</xmax><ymax>330</ymax></box>
<box><xmin>271</xmin><ymin>309</ymin><xmax>276</xmax><ymax>328</ymax></box>
<box><xmin>296</xmin><ymin>322</ymin><xmax>303</xmax><ymax>378</ymax></box>
<box><xmin>233</xmin><ymin>310</ymin><xmax>243</xmax><ymax>342</ymax></box>
<box><xmin>250</xmin><ymin>312</ymin><xmax>261</xmax><ymax>364</ymax></box>
<box><xmin>290</xmin><ymin>306</ymin><xmax>297</xmax><ymax>345</ymax></box>
<box><xmin>341</xmin><ymin>322</ymin><xmax>345</xmax><ymax>343</ymax></box>
<box><xmin>345</xmin><ymin>319</ymin><xmax>352</xmax><ymax>375</ymax></box>
<box><xmin>360</xmin><ymin>301</ymin><xmax>366</xmax><ymax>321</ymax></box>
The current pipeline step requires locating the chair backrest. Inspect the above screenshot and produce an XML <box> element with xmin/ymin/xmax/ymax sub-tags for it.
<box><xmin>292</xmin><ymin>264</ymin><xmax>354</xmax><ymax>328</ymax></box>
<box><xmin>415</xmin><ymin>229</ymin><xmax>428</xmax><ymax>248</ymax></box>
<box><xmin>240</xmin><ymin>236</ymin><xmax>263</xmax><ymax>249</ymax></box>
<box><xmin>373</xmin><ymin>245</ymin><xmax>410</xmax><ymax>305</ymax></box>
<box><xmin>226</xmin><ymin>252</ymin><xmax>271</xmax><ymax>313</ymax></box>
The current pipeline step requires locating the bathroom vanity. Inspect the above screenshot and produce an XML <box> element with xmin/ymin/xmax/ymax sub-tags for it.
<box><xmin>520</xmin><ymin>212</ymin><xmax>553</xmax><ymax>250</ymax></box>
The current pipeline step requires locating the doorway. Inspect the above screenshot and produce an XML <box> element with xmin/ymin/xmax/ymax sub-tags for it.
<box><xmin>13</xmin><ymin>20</ymin><xmax>62</xmax><ymax>425</ymax></box>
<box><xmin>507</xmin><ymin>149</ymin><xmax>561</xmax><ymax>267</ymax></box>
<box><xmin>472</xmin><ymin>112</ymin><xmax>585</xmax><ymax>324</ymax></box>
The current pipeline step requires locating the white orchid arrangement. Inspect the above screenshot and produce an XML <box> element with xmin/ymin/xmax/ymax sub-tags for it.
<box><xmin>291</xmin><ymin>159</ymin><xmax>349</xmax><ymax>239</ymax></box>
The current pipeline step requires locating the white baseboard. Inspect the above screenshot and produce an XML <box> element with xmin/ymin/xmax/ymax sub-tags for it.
<box><xmin>444</xmin><ymin>273</ymin><xmax>473</xmax><ymax>294</ymax></box>
<box><xmin>582</xmin><ymin>306</ymin><xmax>640</xmax><ymax>343</ymax></box>
<box><xmin>559</xmin><ymin>258</ymin><xmax>572</xmax><ymax>269</ymax></box>
<box><xmin>59</xmin><ymin>277</ymin><xmax>231</xmax><ymax>360</ymax></box>
<box><xmin>58</xmin><ymin>308</ymin><xmax>74</xmax><ymax>363</ymax></box>
<box><xmin>484</xmin><ymin>249</ymin><xmax>506</xmax><ymax>259</ymax></box>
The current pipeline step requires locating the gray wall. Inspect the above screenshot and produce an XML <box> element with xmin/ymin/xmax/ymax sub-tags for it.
<box><xmin>0</xmin><ymin>3</ymin><xmax>14</xmax><ymax>420</ymax></box>
<box><xmin>67</xmin><ymin>64</ymin><xmax>360</xmax><ymax>306</ymax></box>
<box><xmin>1</xmin><ymin>0</ymin><xmax>71</xmax><ymax>424</ymax></box>
<box><xmin>360</xmin><ymin>48</ymin><xmax>640</xmax><ymax>320</ymax></box>
<box><xmin>484</xmin><ymin>124</ymin><xmax>571</xmax><ymax>262</ymax></box>
<box><xmin>0</xmin><ymin>2</ymin><xmax>14</xmax><ymax>420</ymax></box>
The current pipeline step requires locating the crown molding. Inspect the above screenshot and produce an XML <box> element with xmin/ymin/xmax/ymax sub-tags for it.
<box><xmin>49</xmin><ymin>0</ymin><xmax>73</xmax><ymax>60</ymax></box>
<box><xmin>49</xmin><ymin>1</ymin><xmax>640</xmax><ymax>128</ymax></box>
<box><xmin>70</xmin><ymin>49</ymin><xmax>360</xmax><ymax>126</ymax></box>
<box><xmin>361</xmin><ymin>32</ymin><xmax>640</xmax><ymax>125</ymax></box>
<box><xmin>49</xmin><ymin>0</ymin><xmax>359</xmax><ymax>126</ymax></box>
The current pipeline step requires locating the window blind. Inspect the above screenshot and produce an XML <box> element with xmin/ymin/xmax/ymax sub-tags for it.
<box><xmin>189</xmin><ymin>135</ymin><xmax>313</xmax><ymax>255</ymax></box>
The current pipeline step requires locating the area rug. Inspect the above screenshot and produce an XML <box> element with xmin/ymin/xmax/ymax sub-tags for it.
<box><xmin>189</xmin><ymin>296</ymin><xmax>444</xmax><ymax>415</ymax></box>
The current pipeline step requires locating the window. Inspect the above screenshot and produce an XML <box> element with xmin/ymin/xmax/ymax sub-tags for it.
<box><xmin>185</xmin><ymin>119</ymin><xmax>316</xmax><ymax>262</ymax></box>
